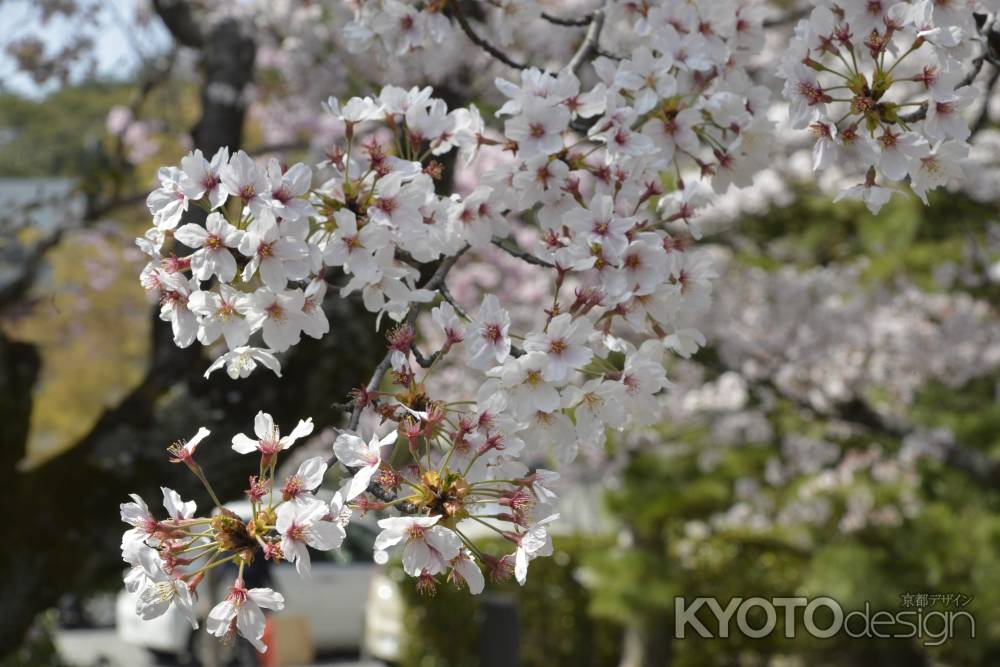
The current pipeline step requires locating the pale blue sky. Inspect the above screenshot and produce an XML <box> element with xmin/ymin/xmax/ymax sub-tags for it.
<box><xmin>0</xmin><ymin>0</ymin><xmax>171</xmax><ymax>98</ymax></box>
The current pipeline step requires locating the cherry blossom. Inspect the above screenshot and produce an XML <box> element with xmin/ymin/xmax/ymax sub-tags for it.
<box><xmin>243</xmin><ymin>288</ymin><xmax>307</xmax><ymax>353</ymax></box>
<box><xmin>180</xmin><ymin>147</ymin><xmax>229</xmax><ymax>210</ymax></box>
<box><xmin>220</xmin><ymin>150</ymin><xmax>270</xmax><ymax>218</ymax></box>
<box><xmin>188</xmin><ymin>285</ymin><xmax>251</xmax><ymax>349</ymax></box>
<box><xmin>524</xmin><ymin>314</ymin><xmax>593</xmax><ymax>382</ymax></box>
<box><xmin>467</xmin><ymin>295</ymin><xmax>512</xmax><ymax>370</ymax></box>
<box><xmin>238</xmin><ymin>223</ymin><xmax>310</xmax><ymax>292</ymax></box>
<box><xmin>373</xmin><ymin>516</ymin><xmax>463</xmax><ymax>576</ymax></box>
<box><xmin>135</xmin><ymin>552</ymin><xmax>199</xmax><ymax>628</ymax></box>
<box><xmin>203</xmin><ymin>346</ymin><xmax>282</xmax><ymax>380</ymax></box>
<box><xmin>231</xmin><ymin>411</ymin><xmax>314</xmax><ymax>459</ymax></box>
<box><xmin>280</xmin><ymin>457</ymin><xmax>329</xmax><ymax>505</ymax></box>
<box><xmin>174</xmin><ymin>213</ymin><xmax>243</xmax><ymax>283</ymax></box>
<box><xmin>334</xmin><ymin>430</ymin><xmax>398</xmax><ymax>501</ymax></box>
<box><xmin>276</xmin><ymin>499</ymin><xmax>345</xmax><ymax>576</ymax></box>
<box><xmin>513</xmin><ymin>513</ymin><xmax>558</xmax><ymax>585</ymax></box>
<box><xmin>167</xmin><ymin>427</ymin><xmax>211</xmax><ymax>466</ymax></box>
<box><xmin>206</xmin><ymin>581</ymin><xmax>285</xmax><ymax>652</ymax></box>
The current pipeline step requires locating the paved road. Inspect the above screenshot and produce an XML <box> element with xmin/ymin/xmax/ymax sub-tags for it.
<box><xmin>56</xmin><ymin>628</ymin><xmax>384</xmax><ymax>667</ymax></box>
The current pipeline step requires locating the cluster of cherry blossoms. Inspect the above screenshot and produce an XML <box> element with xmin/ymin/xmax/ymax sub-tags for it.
<box><xmin>120</xmin><ymin>415</ymin><xmax>336</xmax><ymax>651</ymax></box>
<box><xmin>780</xmin><ymin>0</ymin><xmax>1000</xmax><ymax>213</ymax></box>
<box><xmin>129</xmin><ymin>0</ymin><xmax>774</xmax><ymax>642</ymax></box>
<box><xmin>125</xmin><ymin>0</ymin><xmax>1000</xmax><ymax>654</ymax></box>
<box><xmin>119</xmin><ymin>405</ymin><xmax>566</xmax><ymax>650</ymax></box>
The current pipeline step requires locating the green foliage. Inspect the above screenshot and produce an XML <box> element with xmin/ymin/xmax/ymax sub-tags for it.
<box><xmin>0</xmin><ymin>78</ymin><xmax>204</xmax><ymax>468</ymax></box>
<box><xmin>585</xmin><ymin>442</ymin><xmax>1000</xmax><ymax>666</ymax></box>
<box><xmin>736</xmin><ymin>184</ymin><xmax>997</xmax><ymax>290</ymax></box>
<box><xmin>913</xmin><ymin>378</ymin><xmax>1000</xmax><ymax>458</ymax></box>
<box><xmin>399</xmin><ymin>536</ymin><xmax>622</xmax><ymax>667</ymax></box>
<box><xmin>6</xmin><ymin>227</ymin><xmax>150</xmax><ymax>467</ymax></box>
<box><xmin>0</xmin><ymin>612</ymin><xmax>67</xmax><ymax>667</ymax></box>
<box><xmin>0</xmin><ymin>83</ymin><xmax>134</xmax><ymax>178</ymax></box>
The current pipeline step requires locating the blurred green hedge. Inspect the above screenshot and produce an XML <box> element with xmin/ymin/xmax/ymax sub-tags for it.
<box><xmin>398</xmin><ymin>536</ymin><xmax>622</xmax><ymax>667</ymax></box>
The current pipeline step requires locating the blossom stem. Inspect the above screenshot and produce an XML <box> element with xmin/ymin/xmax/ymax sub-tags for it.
<box><xmin>183</xmin><ymin>551</ymin><xmax>239</xmax><ymax>580</ymax></box>
<box><xmin>468</xmin><ymin>515</ymin><xmax>508</xmax><ymax>538</ymax></box>
<box><xmin>190</xmin><ymin>467</ymin><xmax>224</xmax><ymax>509</ymax></box>
<box><xmin>176</xmin><ymin>537</ymin><xmax>220</xmax><ymax>553</ymax></box>
<box><xmin>454</xmin><ymin>527</ymin><xmax>488</xmax><ymax>560</ymax></box>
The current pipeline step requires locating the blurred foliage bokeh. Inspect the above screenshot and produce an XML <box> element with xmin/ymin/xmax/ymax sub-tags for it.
<box><xmin>0</xmin><ymin>80</ymin><xmax>201</xmax><ymax>467</ymax></box>
<box><xmin>400</xmin><ymin>536</ymin><xmax>622</xmax><ymax>667</ymax></box>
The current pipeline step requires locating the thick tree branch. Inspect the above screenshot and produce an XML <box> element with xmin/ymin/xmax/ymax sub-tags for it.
<box><xmin>0</xmin><ymin>228</ymin><xmax>64</xmax><ymax>313</ymax></box>
<box><xmin>0</xmin><ymin>2</ymin><xmax>265</xmax><ymax>656</ymax></box>
<box><xmin>151</xmin><ymin>0</ymin><xmax>204</xmax><ymax>48</ymax></box>
<box><xmin>565</xmin><ymin>4</ymin><xmax>606</xmax><ymax>75</ymax></box>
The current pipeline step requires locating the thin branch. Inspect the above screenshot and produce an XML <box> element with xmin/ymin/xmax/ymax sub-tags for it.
<box><xmin>564</xmin><ymin>4</ymin><xmax>606</xmax><ymax>75</ymax></box>
<box><xmin>0</xmin><ymin>228</ymin><xmax>64</xmax><ymax>312</ymax></box>
<box><xmin>84</xmin><ymin>191</ymin><xmax>148</xmax><ymax>220</ymax></box>
<box><xmin>334</xmin><ymin>247</ymin><xmax>473</xmax><ymax>514</ymax></box>
<box><xmin>541</xmin><ymin>11</ymin><xmax>594</xmax><ymax>27</ymax></box>
<box><xmin>452</xmin><ymin>1</ymin><xmax>528</xmax><ymax>70</ymax></box>
<box><xmin>345</xmin><ymin>246</ymin><xmax>471</xmax><ymax>431</ymax></box>
<box><xmin>347</xmin><ymin>353</ymin><xmax>393</xmax><ymax>432</ymax></box>
<box><xmin>971</xmin><ymin>63</ymin><xmax>999</xmax><ymax>136</ymax></box>
<box><xmin>411</xmin><ymin>343</ymin><xmax>440</xmax><ymax>368</ymax></box>
<box><xmin>491</xmin><ymin>237</ymin><xmax>555</xmax><ymax>268</ymax></box>
<box><xmin>440</xmin><ymin>282</ymin><xmax>470</xmax><ymax>320</ymax></box>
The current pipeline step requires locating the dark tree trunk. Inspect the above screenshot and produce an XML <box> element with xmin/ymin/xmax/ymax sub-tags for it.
<box><xmin>617</xmin><ymin>522</ymin><xmax>674</xmax><ymax>667</ymax></box>
<box><xmin>618</xmin><ymin>612</ymin><xmax>673</xmax><ymax>667</ymax></box>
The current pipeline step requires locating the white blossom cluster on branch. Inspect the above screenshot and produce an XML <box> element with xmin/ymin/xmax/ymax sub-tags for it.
<box><xmin>122</xmin><ymin>0</ymin><xmax>1000</xmax><ymax>653</ymax></box>
<box><xmin>779</xmin><ymin>0</ymin><xmax>1000</xmax><ymax>212</ymax></box>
